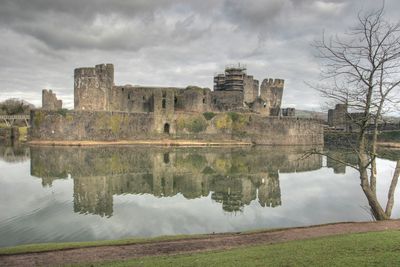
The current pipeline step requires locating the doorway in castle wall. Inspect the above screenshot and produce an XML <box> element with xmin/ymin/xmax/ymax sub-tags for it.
<box><xmin>164</xmin><ymin>123</ymin><xmax>170</xmax><ymax>134</ymax></box>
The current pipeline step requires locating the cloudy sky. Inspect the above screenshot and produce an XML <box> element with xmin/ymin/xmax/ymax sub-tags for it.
<box><xmin>0</xmin><ymin>0</ymin><xmax>398</xmax><ymax>110</ymax></box>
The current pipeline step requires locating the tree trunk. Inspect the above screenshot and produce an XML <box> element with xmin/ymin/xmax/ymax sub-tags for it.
<box><xmin>359</xmin><ymin>153</ymin><xmax>389</xmax><ymax>220</ymax></box>
<box><xmin>385</xmin><ymin>160</ymin><xmax>400</xmax><ymax>217</ymax></box>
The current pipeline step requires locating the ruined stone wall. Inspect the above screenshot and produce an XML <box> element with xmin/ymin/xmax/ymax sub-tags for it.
<box><xmin>250</xmin><ymin>98</ymin><xmax>270</xmax><ymax>116</ymax></box>
<box><xmin>109</xmin><ymin>86</ymin><xmax>183</xmax><ymax>113</ymax></box>
<box><xmin>260</xmin><ymin>78</ymin><xmax>284</xmax><ymax>116</ymax></box>
<box><xmin>42</xmin><ymin>89</ymin><xmax>62</xmax><ymax>110</ymax></box>
<box><xmin>30</xmin><ymin>110</ymin><xmax>155</xmax><ymax>141</ymax></box>
<box><xmin>30</xmin><ymin>110</ymin><xmax>324</xmax><ymax>145</ymax></box>
<box><xmin>248</xmin><ymin>115</ymin><xmax>319</xmax><ymax>145</ymax></box>
<box><xmin>74</xmin><ymin>64</ymin><xmax>114</xmax><ymax>111</ymax></box>
<box><xmin>243</xmin><ymin>75</ymin><xmax>258</xmax><ymax>104</ymax></box>
<box><xmin>178</xmin><ymin>86</ymin><xmax>211</xmax><ymax>112</ymax></box>
<box><xmin>282</xmin><ymin>108</ymin><xmax>295</xmax><ymax>117</ymax></box>
<box><xmin>109</xmin><ymin>85</ymin><xmax>211</xmax><ymax>114</ymax></box>
<box><xmin>210</xmin><ymin>90</ymin><xmax>244</xmax><ymax>111</ymax></box>
<box><xmin>153</xmin><ymin>89</ymin><xmax>176</xmax><ymax>134</ymax></box>
<box><xmin>327</xmin><ymin>104</ymin><xmax>347</xmax><ymax>128</ymax></box>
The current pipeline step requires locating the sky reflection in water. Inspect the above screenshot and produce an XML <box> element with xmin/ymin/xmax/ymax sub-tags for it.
<box><xmin>0</xmin><ymin>145</ymin><xmax>398</xmax><ymax>247</ymax></box>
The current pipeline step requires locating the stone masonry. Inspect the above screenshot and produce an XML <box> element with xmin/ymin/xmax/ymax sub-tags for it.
<box><xmin>33</xmin><ymin>63</ymin><xmax>323</xmax><ymax>145</ymax></box>
<box><xmin>42</xmin><ymin>89</ymin><xmax>62</xmax><ymax>110</ymax></box>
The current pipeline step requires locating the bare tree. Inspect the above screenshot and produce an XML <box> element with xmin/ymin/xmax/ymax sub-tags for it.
<box><xmin>313</xmin><ymin>6</ymin><xmax>400</xmax><ymax>220</ymax></box>
<box><xmin>0</xmin><ymin>98</ymin><xmax>34</xmax><ymax>115</ymax></box>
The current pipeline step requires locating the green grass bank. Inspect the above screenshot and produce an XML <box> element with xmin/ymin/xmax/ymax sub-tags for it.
<box><xmin>91</xmin><ymin>230</ymin><xmax>400</xmax><ymax>267</ymax></box>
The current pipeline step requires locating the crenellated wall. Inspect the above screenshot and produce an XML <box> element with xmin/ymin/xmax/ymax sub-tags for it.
<box><xmin>42</xmin><ymin>89</ymin><xmax>62</xmax><ymax>110</ymax></box>
<box><xmin>30</xmin><ymin>110</ymin><xmax>324</xmax><ymax>145</ymax></box>
<box><xmin>260</xmin><ymin>78</ymin><xmax>284</xmax><ymax>116</ymax></box>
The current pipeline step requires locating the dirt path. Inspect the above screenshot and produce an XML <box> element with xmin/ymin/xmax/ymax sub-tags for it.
<box><xmin>1</xmin><ymin>220</ymin><xmax>399</xmax><ymax>267</ymax></box>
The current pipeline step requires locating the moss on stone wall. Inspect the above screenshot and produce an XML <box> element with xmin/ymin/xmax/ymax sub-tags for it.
<box><xmin>177</xmin><ymin>115</ymin><xmax>207</xmax><ymax>133</ymax></box>
<box><xmin>95</xmin><ymin>112</ymin><xmax>109</xmax><ymax>130</ymax></box>
<box><xmin>56</xmin><ymin>109</ymin><xmax>69</xmax><ymax>117</ymax></box>
<box><xmin>215</xmin><ymin>114</ymin><xmax>232</xmax><ymax>130</ymax></box>
<box><xmin>33</xmin><ymin>110</ymin><xmax>44</xmax><ymax>128</ymax></box>
<box><xmin>30</xmin><ymin>110</ymin><xmax>324</xmax><ymax>145</ymax></box>
<box><xmin>110</xmin><ymin>115</ymin><xmax>122</xmax><ymax>134</ymax></box>
<box><xmin>230</xmin><ymin>113</ymin><xmax>249</xmax><ymax>131</ymax></box>
<box><xmin>65</xmin><ymin>114</ymin><xmax>74</xmax><ymax>122</ymax></box>
<box><xmin>203</xmin><ymin>112</ymin><xmax>216</xmax><ymax>121</ymax></box>
<box><xmin>214</xmin><ymin>113</ymin><xmax>249</xmax><ymax>133</ymax></box>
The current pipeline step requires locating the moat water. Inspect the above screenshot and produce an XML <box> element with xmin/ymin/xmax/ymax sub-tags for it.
<box><xmin>0</xmin><ymin>145</ymin><xmax>399</xmax><ymax>248</ymax></box>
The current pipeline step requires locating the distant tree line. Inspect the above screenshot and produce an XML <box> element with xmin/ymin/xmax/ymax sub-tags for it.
<box><xmin>0</xmin><ymin>98</ymin><xmax>35</xmax><ymax>115</ymax></box>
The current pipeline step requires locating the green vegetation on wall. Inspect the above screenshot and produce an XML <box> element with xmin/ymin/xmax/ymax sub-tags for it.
<box><xmin>215</xmin><ymin>112</ymin><xmax>249</xmax><ymax>134</ymax></box>
<box><xmin>110</xmin><ymin>115</ymin><xmax>122</xmax><ymax>134</ymax></box>
<box><xmin>56</xmin><ymin>109</ymin><xmax>69</xmax><ymax>117</ymax></box>
<box><xmin>214</xmin><ymin>114</ymin><xmax>232</xmax><ymax>130</ymax></box>
<box><xmin>177</xmin><ymin>115</ymin><xmax>208</xmax><ymax>133</ymax></box>
<box><xmin>203</xmin><ymin>112</ymin><xmax>216</xmax><ymax>121</ymax></box>
<box><xmin>33</xmin><ymin>111</ymin><xmax>44</xmax><ymax>127</ymax></box>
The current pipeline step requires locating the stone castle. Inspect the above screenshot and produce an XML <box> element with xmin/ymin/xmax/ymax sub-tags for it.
<box><xmin>44</xmin><ymin>63</ymin><xmax>287</xmax><ymax>117</ymax></box>
<box><xmin>32</xmin><ymin>63</ymin><xmax>323</xmax><ymax>145</ymax></box>
<box><xmin>71</xmin><ymin>63</ymin><xmax>286</xmax><ymax>116</ymax></box>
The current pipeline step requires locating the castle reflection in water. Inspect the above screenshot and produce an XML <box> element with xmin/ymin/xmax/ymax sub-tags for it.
<box><xmin>28</xmin><ymin>146</ymin><xmax>324</xmax><ymax>217</ymax></box>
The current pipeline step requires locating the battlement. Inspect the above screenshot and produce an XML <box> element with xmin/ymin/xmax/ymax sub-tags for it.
<box><xmin>74</xmin><ymin>64</ymin><xmax>114</xmax><ymax>79</ymax></box>
<box><xmin>74</xmin><ymin>67</ymin><xmax>96</xmax><ymax>77</ymax></box>
<box><xmin>42</xmin><ymin>89</ymin><xmax>62</xmax><ymax>110</ymax></box>
<box><xmin>74</xmin><ymin>63</ymin><xmax>114</xmax><ymax>111</ymax></box>
<box><xmin>262</xmin><ymin>78</ymin><xmax>285</xmax><ymax>88</ymax></box>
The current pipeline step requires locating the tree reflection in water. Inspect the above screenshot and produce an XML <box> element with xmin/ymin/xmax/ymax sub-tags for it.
<box><xmin>326</xmin><ymin>148</ymin><xmax>400</xmax><ymax>220</ymax></box>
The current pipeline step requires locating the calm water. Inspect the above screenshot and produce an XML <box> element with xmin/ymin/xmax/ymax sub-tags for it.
<box><xmin>0</xmin><ymin>145</ymin><xmax>398</xmax><ymax>248</ymax></box>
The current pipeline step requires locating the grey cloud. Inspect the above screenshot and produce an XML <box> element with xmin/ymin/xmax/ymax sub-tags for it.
<box><xmin>0</xmin><ymin>0</ymin><xmax>399</xmax><ymax>110</ymax></box>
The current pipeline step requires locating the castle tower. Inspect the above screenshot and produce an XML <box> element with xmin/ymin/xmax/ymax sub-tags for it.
<box><xmin>327</xmin><ymin>104</ymin><xmax>347</xmax><ymax>129</ymax></box>
<box><xmin>260</xmin><ymin>78</ymin><xmax>284</xmax><ymax>116</ymax></box>
<box><xmin>213</xmin><ymin>64</ymin><xmax>247</xmax><ymax>92</ymax></box>
<box><xmin>153</xmin><ymin>89</ymin><xmax>175</xmax><ymax>134</ymax></box>
<box><xmin>243</xmin><ymin>75</ymin><xmax>259</xmax><ymax>103</ymax></box>
<box><xmin>74</xmin><ymin>64</ymin><xmax>114</xmax><ymax>111</ymax></box>
<box><xmin>42</xmin><ymin>89</ymin><xmax>62</xmax><ymax>110</ymax></box>
<box><xmin>224</xmin><ymin>66</ymin><xmax>246</xmax><ymax>91</ymax></box>
<box><xmin>213</xmin><ymin>74</ymin><xmax>225</xmax><ymax>91</ymax></box>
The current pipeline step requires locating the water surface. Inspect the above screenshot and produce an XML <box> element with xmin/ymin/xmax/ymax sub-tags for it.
<box><xmin>0</xmin><ymin>145</ymin><xmax>398</xmax><ymax>247</ymax></box>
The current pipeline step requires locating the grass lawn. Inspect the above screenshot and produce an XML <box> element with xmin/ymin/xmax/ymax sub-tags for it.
<box><xmin>91</xmin><ymin>230</ymin><xmax>400</xmax><ymax>267</ymax></box>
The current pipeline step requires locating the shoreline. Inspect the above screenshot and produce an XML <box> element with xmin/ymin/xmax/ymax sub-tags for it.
<box><xmin>0</xmin><ymin>220</ymin><xmax>399</xmax><ymax>266</ymax></box>
<box><xmin>377</xmin><ymin>142</ymin><xmax>400</xmax><ymax>149</ymax></box>
<box><xmin>27</xmin><ymin>139</ymin><xmax>253</xmax><ymax>147</ymax></box>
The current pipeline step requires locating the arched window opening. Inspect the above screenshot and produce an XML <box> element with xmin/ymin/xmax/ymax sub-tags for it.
<box><xmin>164</xmin><ymin>123</ymin><xmax>170</xmax><ymax>134</ymax></box>
<box><xmin>162</xmin><ymin>99</ymin><xmax>166</xmax><ymax>109</ymax></box>
<box><xmin>163</xmin><ymin>153</ymin><xmax>170</xmax><ymax>164</ymax></box>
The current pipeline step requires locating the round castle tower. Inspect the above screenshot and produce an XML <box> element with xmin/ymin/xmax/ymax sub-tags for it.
<box><xmin>74</xmin><ymin>64</ymin><xmax>114</xmax><ymax>111</ymax></box>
